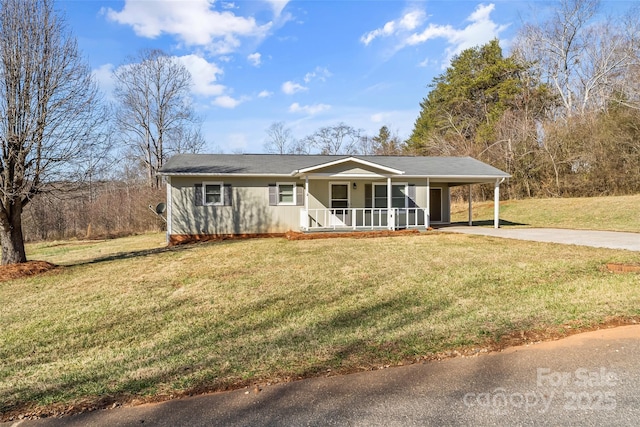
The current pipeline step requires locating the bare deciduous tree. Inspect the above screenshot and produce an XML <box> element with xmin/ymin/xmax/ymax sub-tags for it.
<box><xmin>113</xmin><ymin>49</ymin><xmax>204</xmax><ymax>188</ymax></box>
<box><xmin>263</xmin><ymin>121</ymin><xmax>295</xmax><ymax>154</ymax></box>
<box><xmin>304</xmin><ymin>123</ymin><xmax>362</xmax><ymax>155</ymax></box>
<box><xmin>515</xmin><ymin>0</ymin><xmax>638</xmax><ymax>118</ymax></box>
<box><xmin>0</xmin><ymin>0</ymin><xmax>102</xmax><ymax>264</ymax></box>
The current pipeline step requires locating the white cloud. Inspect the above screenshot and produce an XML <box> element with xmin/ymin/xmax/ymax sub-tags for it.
<box><xmin>104</xmin><ymin>0</ymin><xmax>272</xmax><ymax>55</ymax></box>
<box><xmin>405</xmin><ymin>3</ymin><xmax>509</xmax><ymax>66</ymax></box>
<box><xmin>247</xmin><ymin>52</ymin><xmax>262</xmax><ymax>67</ymax></box>
<box><xmin>362</xmin><ymin>3</ymin><xmax>509</xmax><ymax>67</ymax></box>
<box><xmin>213</xmin><ymin>95</ymin><xmax>244</xmax><ymax>108</ymax></box>
<box><xmin>361</xmin><ymin>9</ymin><xmax>426</xmax><ymax>45</ymax></box>
<box><xmin>92</xmin><ymin>63</ymin><xmax>115</xmax><ymax>99</ymax></box>
<box><xmin>265</xmin><ymin>0</ymin><xmax>290</xmax><ymax>17</ymax></box>
<box><xmin>281</xmin><ymin>81</ymin><xmax>307</xmax><ymax>95</ymax></box>
<box><xmin>177</xmin><ymin>54</ymin><xmax>226</xmax><ymax>96</ymax></box>
<box><xmin>258</xmin><ymin>90</ymin><xmax>273</xmax><ymax>98</ymax></box>
<box><xmin>370</xmin><ymin>113</ymin><xmax>386</xmax><ymax>123</ymax></box>
<box><xmin>304</xmin><ymin>66</ymin><xmax>332</xmax><ymax>83</ymax></box>
<box><xmin>289</xmin><ymin>102</ymin><xmax>331</xmax><ymax>115</ymax></box>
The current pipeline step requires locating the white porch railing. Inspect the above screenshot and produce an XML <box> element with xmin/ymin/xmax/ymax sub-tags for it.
<box><xmin>300</xmin><ymin>208</ymin><xmax>428</xmax><ymax>231</ymax></box>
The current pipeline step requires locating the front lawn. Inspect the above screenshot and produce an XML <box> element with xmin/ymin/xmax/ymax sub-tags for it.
<box><xmin>1</xmin><ymin>232</ymin><xmax>639</xmax><ymax>418</ymax></box>
<box><xmin>452</xmin><ymin>193</ymin><xmax>640</xmax><ymax>231</ymax></box>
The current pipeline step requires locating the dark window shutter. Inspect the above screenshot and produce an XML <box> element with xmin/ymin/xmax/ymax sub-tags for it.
<box><xmin>224</xmin><ymin>184</ymin><xmax>232</xmax><ymax>206</ymax></box>
<box><xmin>364</xmin><ymin>184</ymin><xmax>372</xmax><ymax>208</ymax></box>
<box><xmin>194</xmin><ymin>183</ymin><xmax>203</xmax><ymax>206</ymax></box>
<box><xmin>408</xmin><ymin>184</ymin><xmax>417</xmax><ymax>208</ymax></box>
<box><xmin>296</xmin><ymin>185</ymin><xmax>304</xmax><ymax>206</ymax></box>
<box><xmin>268</xmin><ymin>184</ymin><xmax>277</xmax><ymax>206</ymax></box>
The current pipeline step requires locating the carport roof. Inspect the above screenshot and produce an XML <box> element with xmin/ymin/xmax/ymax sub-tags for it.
<box><xmin>159</xmin><ymin>154</ymin><xmax>510</xmax><ymax>180</ymax></box>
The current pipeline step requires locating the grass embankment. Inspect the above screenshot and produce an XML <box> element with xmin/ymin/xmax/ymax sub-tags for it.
<box><xmin>1</xmin><ymin>231</ymin><xmax>639</xmax><ymax>418</ymax></box>
<box><xmin>452</xmin><ymin>194</ymin><xmax>640</xmax><ymax>232</ymax></box>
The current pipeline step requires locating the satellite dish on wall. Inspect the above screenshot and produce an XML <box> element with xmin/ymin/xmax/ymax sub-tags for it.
<box><xmin>155</xmin><ymin>202</ymin><xmax>166</xmax><ymax>214</ymax></box>
<box><xmin>148</xmin><ymin>202</ymin><xmax>167</xmax><ymax>223</ymax></box>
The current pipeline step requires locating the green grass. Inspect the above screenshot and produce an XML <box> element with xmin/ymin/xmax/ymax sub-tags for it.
<box><xmin>2</xmin><ymin>231</ymin><xmax>640</xmax><ymax>417</ymax></box>
<box><xmin>451</xmin><ymin>194</ymin><xmax>640</xmax><ymax>232</ymax></box>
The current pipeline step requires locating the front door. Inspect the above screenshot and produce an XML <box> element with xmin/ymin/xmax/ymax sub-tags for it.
<box><xmin>330</xmin><ymin>183</ymin><xmax>350</xmax><ymax>226</ymax></box>
<box><xmin>430</xmin><ymin>188</ymin><xmax>442</xmax><ymax>222</ymax></box>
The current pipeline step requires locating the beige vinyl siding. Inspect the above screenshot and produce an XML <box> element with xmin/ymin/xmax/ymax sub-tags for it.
<box><xmin>170</xmin><ymin>176</ymin><xmax>303</xmax><ymax>235</ymax></box>
<box><xmin>169</xmin><ymin>176</ymin><xmax>452</xmax><ymax>236</ymax></box>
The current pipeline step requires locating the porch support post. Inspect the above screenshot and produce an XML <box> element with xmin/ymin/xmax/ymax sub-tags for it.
<box><xmin>304</xmin><ymin>176</ymin><xmax>309</xmax><ymax>210</ymax></box>
<box><xmin>494</xmin><ymin>179</ymin><xmax>500</xmax><ymax>229</ymax></box>
<box><xmin>387</xmin><ymin>177</ymin><xmax>393</xmax><ymax>230</ymax></box>
<box><xmin>468</xmin><ymin>184</ymin><xmax>473</xmax><ymax>226</ymax></box>
<box><xmin>426</xmin><ymin>178</ymin><xmax>430</xmax><ymax>229</ymax></box>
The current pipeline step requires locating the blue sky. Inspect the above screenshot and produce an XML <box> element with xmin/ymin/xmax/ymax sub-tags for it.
<box><xmin>57</xmin><ymin>0</ymin><xmax>618</xmax><ymax>153</ymax></box>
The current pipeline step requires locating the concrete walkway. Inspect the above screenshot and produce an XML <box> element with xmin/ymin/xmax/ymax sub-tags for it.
<box><xmin>441</xmin><ymin>227</ymin><xmax>640</xmax><ymax>251</ymax></box>
<box><xmin>7</xmin><ymin>325</ymin><xmax>640</xmax><ymax>427</ymax></box>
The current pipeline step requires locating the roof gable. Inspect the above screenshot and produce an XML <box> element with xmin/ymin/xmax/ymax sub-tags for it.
<box><xmin>294</xmin><ymin>157</ymin><xmax>404</xmax><ymax>177</ymax></box>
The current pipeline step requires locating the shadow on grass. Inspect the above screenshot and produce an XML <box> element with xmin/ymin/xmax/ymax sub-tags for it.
<box><xmin>66</xmin><ymin>240</ymin><xmax>228</xmax><ymax>267</ymax></box>
<box><xmin>442</xmin><ymin>219</ymin><xmax>529</xmax><ymax>227</ymax></box>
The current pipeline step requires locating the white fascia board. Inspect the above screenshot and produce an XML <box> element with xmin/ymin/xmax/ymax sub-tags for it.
<box><xmin>292</xmin><ymin>156</ymin><xmax>404</xmax><ymax>176</ymax></box>
<box><xmin>402</xmin><ymin>175</ymin><xmax>511</xmax><ymax>180</ymax></box>
<box><xmin>158</xmin><ymin>172</ymin><xmax>299</xmax><ymax>178</ymax></box>
<box><xmin>298</xmin><ymin>172</ymin><xmax>393</xmax><ymax>179</ymax></box>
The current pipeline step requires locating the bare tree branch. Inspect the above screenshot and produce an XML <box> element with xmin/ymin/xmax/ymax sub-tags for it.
<box><xmin>113</xmin><ymin>49</ymin><xmax>205</xmax><ymax>188</ymax></box>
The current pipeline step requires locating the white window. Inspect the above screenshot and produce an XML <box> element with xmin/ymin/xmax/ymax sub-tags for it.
<box><xmin>373</xmin><ymin>183</ymin><xmax>408</xmax><ymax>208</ymax></box>
<box><xmin>203</xmin><ymin>182</ymin><xmax>223</xmax><ymax>206</ymax></box>
<box><xmin>277</xmin><ymin>182</ymin><xmax>296</xmax><ymax>205</ymax></box>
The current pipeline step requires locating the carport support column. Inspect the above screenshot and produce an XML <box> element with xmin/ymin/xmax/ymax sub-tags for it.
<box><xmin>387</xmin><ymin>177</ymin><xmax>393</xmax><ymax>230</ymax></box>
<box><xmin>468</xmin><ymin>184</ymin><xmax>473</xmax><ymax>226</ymax></box>
<box><xmin>494</xmin><ymin>179</ymin><xmax>500</xmax><ymax>229</ymax></box>
<box><xmin>426</xmin><ymin>178</ymin><xmax>430</xmax><ymax>229</ymax></box>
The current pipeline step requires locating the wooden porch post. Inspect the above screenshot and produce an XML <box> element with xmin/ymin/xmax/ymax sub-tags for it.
<box><xmin>494</xmin><ymin>179</ymin><xmax>500</xmax><ymax>229</ymax></box>
<box><xmin>468</xmin><ymin>184</ymin><xmax>472</xmax><ymax>226</ymax></box>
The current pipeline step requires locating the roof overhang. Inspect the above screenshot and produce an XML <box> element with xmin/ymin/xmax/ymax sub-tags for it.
<box><xmin>158</xmin><ymin>172</ymin><xmax>295</xmax><ymax>178</ymax></box>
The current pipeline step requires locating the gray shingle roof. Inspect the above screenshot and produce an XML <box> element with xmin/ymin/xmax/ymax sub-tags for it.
<box><xmin>159</xmin><ymin>154</ymin><xmax>510</xmax><ymax>179</ymax></box>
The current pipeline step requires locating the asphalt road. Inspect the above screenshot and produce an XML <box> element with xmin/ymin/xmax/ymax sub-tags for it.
<box><xmin>441</xmin><ymin>227</ymin><xmax>640</xmax><ymax>251</ymax></box>
<box><xmin>6</xmin><ymin>325</ymin><xmax>640</xmax><ymax>427</ymax></box>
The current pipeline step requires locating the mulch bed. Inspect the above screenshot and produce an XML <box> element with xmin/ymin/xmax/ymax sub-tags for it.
<box><xmin>605</xmin><ymin>263</ymin><xmax>640</xmax><ymax>274</ymax></box>
<box><xmin>169</xmin><ymin>229</ymin><xmax>431</xmax><ymax>245</ymax></box>
<box><xmin>0</xmin><ymin>260</ymin><xmax>59</xmax><ymax>282</ymax></box>
<box><xmin>285</xmin><ymin>229</ymin><xmax>427</xmax><ymax>240</ymax></box>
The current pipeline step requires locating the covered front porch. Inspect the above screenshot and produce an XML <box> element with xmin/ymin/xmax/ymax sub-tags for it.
<box><xmin>293</xmin><ymin>157</ymin><xmax>504</xmax><ymax>232</ymax></box>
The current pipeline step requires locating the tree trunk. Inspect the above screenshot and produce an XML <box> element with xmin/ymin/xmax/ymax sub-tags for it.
<box><xmin>1</xmin><ymin>207</ymin><xmax>27</xmax><ymax>264</ymax></box>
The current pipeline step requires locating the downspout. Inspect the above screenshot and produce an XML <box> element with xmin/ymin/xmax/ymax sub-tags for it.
<box><xmin>166</xmin><ymin>176</ymin><xmax>172</xmax><ymax>243</ymax></box>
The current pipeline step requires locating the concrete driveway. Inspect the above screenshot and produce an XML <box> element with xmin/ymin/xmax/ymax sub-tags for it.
<box><xmin>6</xmin><ymin>325</ymin><xmax>640</xmax><ymax>427</ymax></box>
<box><xmin>441</xmin><ymin>227</ymin><xmax>640</xmax><ymax>251</ymax></box>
